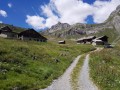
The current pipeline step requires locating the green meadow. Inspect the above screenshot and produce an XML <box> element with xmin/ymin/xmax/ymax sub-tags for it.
<box><xmin>0</xmin><ymin>37</ymin><xmax>93</xmax><ymax>90</ymax></box>
<box><xmin>90</xmin><ymin>44</ymin><xmax>120</xmax><ymax>90</ymax></box>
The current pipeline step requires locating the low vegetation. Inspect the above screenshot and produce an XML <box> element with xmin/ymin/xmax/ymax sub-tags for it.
<box><xmin>0</xmin><ymin>37</ymin><xmax>93</xmax><ymax>90</ymax></box>
<box><xmin>71</xmin><ymin>55</ymin><xmax>86</xmax><ymax>90</ymax></box>
<box><xmin>96</xmin><ymin>28</ymin><xmax>118</xmax><ymax>43</ymax></box>
<box><xmin>90</xmin><ymin>44</ymin><xmax>120</xmax><ymax>90</ymax></box>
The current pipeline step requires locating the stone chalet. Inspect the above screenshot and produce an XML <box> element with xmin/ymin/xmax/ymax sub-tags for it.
<box><xmin>77</xmin><ymin>36</ymin><xmax>96</xmax><ymax>44</ymax></box>
<box><xmin>92</xmin><ymin>35</ymin><xmax>108</xmax><ymax>45</ymax></box>
<box><xmin>77</xmin><ymin>35</ymin><xmax>109</xmax><ymax>45</ymax></box>
<box><xmin>58</xmin><ymin>40</ymin><xmax>66</xmax><ymax>44</ymax></box>
<box><xmin>17</xmin><ymin>29</ymin><xmax>47</xmax><ymax>42</ymax></box>
<box><xmin>0</xmin><ymin>26</ymin><xmax>17</xmax><ymax>38</ymax></box>
<box><xmin>0</xmin><ymin>26</ymin><xmax>47</xmax><ymax>42</ymax></box>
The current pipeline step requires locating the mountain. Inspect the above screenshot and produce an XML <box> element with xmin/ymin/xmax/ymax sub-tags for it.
<box><xmin>48</xmin><ymin>22</ymin><xmax>71</xmax><ymax>33</ymax></box>
<box><xmin>105</xmin><ymin>5</ymin><xmax>120</xmax><ymax>33</ymax></box>
<box><xmin>43</xmin><ymin>5</ymin><xmax>120</xmax><ymax>41</ymax></box>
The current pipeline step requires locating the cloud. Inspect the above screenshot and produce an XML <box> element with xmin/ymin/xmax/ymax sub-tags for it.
<box><xmin>0</xmin><ymin>21</ymin><xmax>3</xmax><ymax>23</ymax></box>
<box><xmin>26</xmin><ymin>15</ymin><xmax>45</xmax><ymax>30</ymax></box>
<box><xmin>53</xmin><ymin>0</ymin><xmax>93</xmax><ymax>24</ymax></box>
<box><xmin>93</xmin><ymin>0</ymin><xmax>120</xmax><ymax>23</ymax></box>
<box><xmin>25</xmin><ymin>0</ymin><xmax>120</xmax><ymax>30</ymax></box>
<box><xmin>0</xmin><ymin>10</ymin><xmax>7</xmax><ymax>17</ymax></box>
<box><xmin>8</xmin><ymin>3</ymin><xmax>12</xmax><ymax>8</ymax></box>
<box><xmin>41</xmin><ymin>4</ymin><xmax>59</xmax><ymax>28</ymax></box>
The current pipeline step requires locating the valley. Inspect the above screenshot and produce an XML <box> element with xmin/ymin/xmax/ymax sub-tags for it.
<box><xmin>0</xmin><ymin>3</ymin><xmax>120</xmax><ymax>90</ymax></box>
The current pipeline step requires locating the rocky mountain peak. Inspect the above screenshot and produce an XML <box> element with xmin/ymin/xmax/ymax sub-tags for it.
<box><xmin>57</xmin><ymin>22</ymin><xmax>62</xmax><ymax>25</ymax></box>
<box><xmin>116</xmin><ymin>5</ymin><xmax>120</xmax><ymax>11</ymax></box>
<box><xmin>48</xmin><ymin>22</ymin><xmax>71</xmax><ymax>33</ymax></box>
<box><xmin>106</xmin><ymin>5</ymin><xmax>120</xmax><ymax>33</ymax></box>
<box><xmin>108</xmin><ymin>5</ymin><xmax>120</xmax><ymax>18</ymax></box>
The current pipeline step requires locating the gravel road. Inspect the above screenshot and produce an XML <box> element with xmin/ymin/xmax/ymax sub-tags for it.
<box><xmin>78</xmin><ymin>54</ymin><xmax>98</xmax><ymax>90</ymax></box>
<box><xmin>42</xmin><ymin>55</ymin><xmax>81</xmax><ymax>90</ymax></box>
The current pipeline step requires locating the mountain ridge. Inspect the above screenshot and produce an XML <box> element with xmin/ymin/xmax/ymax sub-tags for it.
<box><xmin>43</xmin><ymin>5</ymin><xmax>120</xmax><ymax>39</ymax></box>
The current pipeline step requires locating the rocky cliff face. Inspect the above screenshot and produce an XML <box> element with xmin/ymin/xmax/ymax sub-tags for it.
<box><xmin>106</xmin><ymin>5</ymin><xmax>120</xmax><ymax>33</ymax></box>
<box><xmin>49</xmin><ymin>22</ymin><xmax>71</xmax><ymax>33</ymax></box>
<box><xmin>43</xmin><ymin>5</ymin><xmax>120</xmax><ymax>38</ymax></box>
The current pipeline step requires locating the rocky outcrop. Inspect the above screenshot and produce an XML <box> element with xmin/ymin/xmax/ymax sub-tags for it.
<box><xmin>48</xmin><ymin>22</ymin><xmax>71</xmax><ymax>33</ymax></box>
<box><xmin>105</xmin><ymin>5</ymin><xmax>120</xmax><ymax>33</ymax></box>
<box><xmin>112</xmin><ymin>16</ymin><xmax>120</xmax><ymax>33</ymax></box>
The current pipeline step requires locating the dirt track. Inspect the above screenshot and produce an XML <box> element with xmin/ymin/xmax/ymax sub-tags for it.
<box><xmin>78</xmin><ymin>54</ymin><xmax>98</xmax><ymax>90</ymax></box>
<box><xmin>42</xmin><ymin>48</ymin><xmax>101</xmax><ymax>90</ymax></box>
<box><xmin>42</xmin><ymin>55</ymin><xmax>81</xmax><ymax>90</ymax></box>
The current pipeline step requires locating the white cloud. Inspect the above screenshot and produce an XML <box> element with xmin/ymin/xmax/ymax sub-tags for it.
<box><xmin>8</xmin><ymin>3</ymin><xmax>12</xmax><ymax>8</ymax></box>
<box><xmin>53</xmin><ymin>0</ymin><xmax>93</xmax><ymax>24</ymax></box>
<box><xmin>25</xmin><ymin>0</ymin><xmax>120</xmax><ymax>29</ymax></box>
<box><xmin>41</xmin><ymin>4</ymin><xmax>59</xmax><ymax>28</ymax></box>
<box><xmin>93</xmin><ymin>0</ymin><xmax>120</xmax><ymax>23</ymax></box>
<box><xmin>0</xmin><ymin>10</ymin><xmax>7</xmax><ymax>17</ymax></box>
<box><xmin>0</xmin><ymin>21</ymin><xmax>3</xmax><ymax>23</ymax></box>
<box><xmin>26</xmin><ymin>15</ymin><xmax>45</xmax><ymax>29</ymax></box>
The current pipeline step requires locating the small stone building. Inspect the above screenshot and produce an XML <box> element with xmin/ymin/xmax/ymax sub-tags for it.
<box><xmin>17</xmin><ymin>29</ymin><xmax>47</xmax><ymax>42</ymax></box>
<box><xmin>0</xmin><ymin>26</ymin><xmax>17</xmax><ymax>38</ymax></box>
<box><xmin>92</xmin><ymin>39</ymin><xmax>104</xmax><ymax>45</ymax></box>
<box><xmin>92</xmin><ymin>35</ymin><xmax>108</xmax><ymax>45</ymax></box>
<box><xmin>77</xmin><ymin>36</ymin><xmax>96</xmax><ymax>44</ymax></box>
<box><xmin>58</xmin><ymin>40</ymin><xmax>66</xmax><ymax>44</ymax></box>
<box><xmin>97</xmin><ymin>35</ymin><xmax>108</xmax><ymax>43</ymax></box>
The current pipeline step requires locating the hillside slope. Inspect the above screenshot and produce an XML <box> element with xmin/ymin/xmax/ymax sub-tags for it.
<box><xmin>90</xmin><ymin>42</ymin><xmax>120</xmax><ymax>90</ymax></box>
<box><xmin>0</xmin><ymin>23</ymin><xmax>25</xmax><ymax>33</ymax></box>
<box><xmin>0</xmin><ymin>38</ymin><xmax>93</xmax><ymax>90</ymax></box>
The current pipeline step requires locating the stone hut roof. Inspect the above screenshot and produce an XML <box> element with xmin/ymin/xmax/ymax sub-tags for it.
<box><xmin>96</xmin><ymin>35</ymin><xmax>108</xmax><ymax>40</ymax></box>
<box><xmin>77</xmin><ymin>36</ymin><xmax>96</xmax><ymax>41</ymax></box>
<box><xmin>18</xmin><ymin>29</ymin><xmax>47</xmax><ymax>40</ymax></box>
<box><xmin>0</xmin><ymin>26</ymin><xmax>12</xmax><ymax>32</ymax></box>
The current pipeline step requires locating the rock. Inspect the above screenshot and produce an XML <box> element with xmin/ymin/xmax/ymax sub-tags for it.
<box><xmin>54</xmin><ymin>58</ymin><xmax>60</xmax><ymax>63</ymax></box>
<box><xmin>48</xmin><ymin>22</ymin><xmax>71</xmax><ymax>33</ymax></box>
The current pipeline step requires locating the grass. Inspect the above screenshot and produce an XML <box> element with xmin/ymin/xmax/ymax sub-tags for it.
<box><xmin>90</xmin><ymin>45</ymin><xmax>120</xmax><ymax>90</ymax></box>
<box><xmin>96</xmin><ymin>28</ymin><xmax>118</xmax><ymax>43</ymax></box>
<box><xmin>71</xmin><ymin>55</ymin><xmax>86</xmax><ymax>90</ymax></box>
<box><xmin>0</xmin><ymin>37</ymin><xmax>93</xmax><ymax>90</ymax></box>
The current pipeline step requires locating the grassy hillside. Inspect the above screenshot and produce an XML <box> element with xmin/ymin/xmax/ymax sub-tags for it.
<box><xmin>0</xmin><ymin>23</ymin><xmax>25</xmax><ymax>33</ymax></box>
<box><xmin>90</xmin><ymin>44</ymin><xmax>120</xmax><ymax>90</ymax></box>
<box><xmin>95</xmin><ymin>28</ymin><xmax>118</xmax><ymax>43</ymax></box>
<box><xmin>0</xmin><ymin>37</ymin><xmax>94</xmax><ymax>90</ymax></box>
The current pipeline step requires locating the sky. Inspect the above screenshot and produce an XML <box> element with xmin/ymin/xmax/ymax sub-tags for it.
<box><xmin>0</xmin><ymin>0</ymin><xmax>120</xmax><ymax>31</ymax></box>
